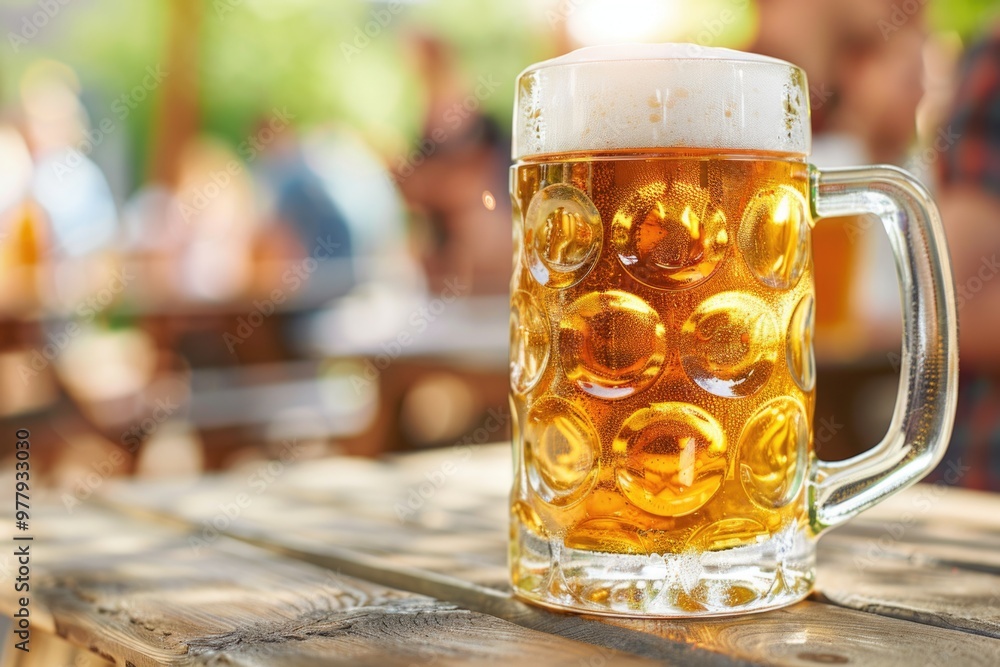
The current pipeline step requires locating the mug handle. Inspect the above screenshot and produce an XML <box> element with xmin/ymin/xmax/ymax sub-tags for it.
<box><xmin>808</xmin><ymin>165</ymin><xmax>959</xmax><ymax>534</ymax></box>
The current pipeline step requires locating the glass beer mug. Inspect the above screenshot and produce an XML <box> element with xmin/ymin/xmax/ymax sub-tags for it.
<box><xmin>508</xmin><ymin>44</ymin><xmax>958</xmax><ymax>616</ymax></box>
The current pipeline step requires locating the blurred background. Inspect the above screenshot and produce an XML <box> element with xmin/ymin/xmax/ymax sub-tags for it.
<box><xmin>0</xmin><ymin>0</ymin><xmax>999</xmax><ymax>493</ymax></box>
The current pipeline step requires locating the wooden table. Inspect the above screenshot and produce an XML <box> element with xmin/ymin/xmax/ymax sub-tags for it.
<box><xmin>3</xmin><ymin>444</ymin><xmax>1000</xmax><ymax>665</ymax></box>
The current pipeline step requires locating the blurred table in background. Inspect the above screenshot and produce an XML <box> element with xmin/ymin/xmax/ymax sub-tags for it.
<box><xmin>0</xmin><ymin>277</ymin><xmax>511</xmax><ymax>477</ymax></box>
<box><xmin>294</xmin><ymin>293</ymin><xmax>509</xmax><ymax>455</ymax></box>
<box><xmin>3</xmin><ymin>444</ymin><xmax>1000</xmax><ymax>665</ymax></box>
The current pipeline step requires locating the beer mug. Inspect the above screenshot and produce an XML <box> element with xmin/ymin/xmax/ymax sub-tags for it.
<box><xmin>508</xmin><ymin>44</ymin><xmax>958</xmax><ymax>616</ymax></box>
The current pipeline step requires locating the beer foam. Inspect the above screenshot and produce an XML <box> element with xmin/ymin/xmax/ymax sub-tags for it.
<box><xmin>512</xmin><ymin>43</ymin><xmax>810</xmax><ymax>159</ymax></box>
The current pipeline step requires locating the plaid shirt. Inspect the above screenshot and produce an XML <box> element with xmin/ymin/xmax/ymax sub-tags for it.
<box><xmin>938</xmin><ymin>24</ymin><xmax>1000</xmax><ymax>198</ymax></box>
<box><xmin>928</xmin><ymin>374</ymin><xmax>1000</xmax><ymax>490</ymax></box>
<box><xmin>930</xmin><ymin>24</ymin><xmax>1000</xmax><ymax>490</ymax></box>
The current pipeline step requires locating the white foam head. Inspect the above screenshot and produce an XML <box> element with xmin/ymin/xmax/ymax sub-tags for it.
<box><xmin>512</xmin><ymin>43</ymin><xmax>810</xmax><ymax>159</ymax></box>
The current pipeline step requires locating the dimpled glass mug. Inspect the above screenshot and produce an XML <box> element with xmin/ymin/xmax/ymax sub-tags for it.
<box><xmin>507</xmin><ymin>44</ymin><xmax>958</xmax><ymax>617</ymax></box>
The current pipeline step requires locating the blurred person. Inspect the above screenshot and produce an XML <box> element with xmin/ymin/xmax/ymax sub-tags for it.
<box><xmin>19</xmin><ymin>61</ymin><xmax>122</xmax><ymax>307</ymax></box>
<box><xmin>392</xmin><ymin>33</ymin><xmax>511</xmax><ymax>296</ymax></box>
<box><xmin>17</xmin><ymin>54</ymin><xmax>136</xmax><ymax>265</ymax></box>
<box><xmin>0</xmin><ymin>62</ymin><xmax>155</xmax><ymax>480</ymax></box>
<box><xmin>3</xmin><ymin>63</ymin><xmax>125</xmax><ymax>409</ymax></box>
<box><xmin>931</xmin><ymin>23</ymin><xmax>1000</xmax><ymax>490</ymax></box>
<box><xmin>121</xmin><ymin>185</ymin><xmax>189</xmax><ymax>302</ymax></box>
<box><xmin>295</xmin><ymin>126</ymin><xmax>415</xmax><ymax>281</ymax></box>
<box><xmin>747</xmin><ymin>0</ymin><xmax>845</xmax><ymax>131</ymax></box>
<box><xmin>253</xmin><ymin>122</ymin><xmax>358</xmax><ymax>304</ymax></box>
<box><xmin>819</xmin><ymin>7</ymin><xmax>926</xmax><ymax>164</ymax></box>
<box><xmin>752</xmin><ymin>0</ymin><xmax>927</xmax><ymax>353</ymax></box>
<box><xmin>748</xmin><ymin>1</ymin><xmax>924</xmax><ymax>352</ymax></box>
<box><xmin>171</xmin><ymin>138</ymin><xmax>259</xmax><ymax>302</ymax></box>
<box><xmin>749</xmin><ymin>0</ymin><xmax>924</xmax><ymax>132</ymax></box>
<box><xmin>809</xmin><ymin>3</ymin><xmax>927</xmax><ymax>352</ymax></box>
<box><xmin>749</xmin><ymin>0</ymin><xmax>928</xmax><ymax>462</ymax></box>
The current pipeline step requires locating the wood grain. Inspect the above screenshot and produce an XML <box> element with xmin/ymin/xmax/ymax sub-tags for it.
<box><xmin>0</xmin><ymin>626</ymin><xmax>114</xmax><ymax>667</ymax></box>
<box><xmin>803</xmin><ymin>483</ymin><xmax>1000</xmax><ymax>639</ymax></box>
<box><xmin>818</xmin><ymin>543</ymin><xmax>1000</xmax><ymax>639</ymax></box>
<box><xmin>225</xmin><ymin>533</ymin><xmax>1000</xmax><ymax>667</ymax></box>
<box><xmin>599</xmin><ymin>601</ymin><xmax>1000</xmax><ymax>667</ymax></box>
<box><xmin>0</xmin><ymin>501</ymin><xmax>674</xmax><ymax>667</ymax></box>
<box><xmin>99</xmin><ymin>444</ymin><xmax>1000</xmax><ymax>665</ymax></box>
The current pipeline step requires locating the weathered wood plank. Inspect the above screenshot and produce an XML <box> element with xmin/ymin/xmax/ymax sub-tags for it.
<box><xmin>599</xmin><ymin>601</ymin><xmax>1000</xmax><ymax>667</ymax></box>
<box><xmin>852</xmin><ymin>483</ymin><xmax>1000</xmax><ymax>529</ymax></box>
<box><xmin>0</xmin><ymin>501</ymin><xmax>674</xmax><ymax>667</ymax></box>
<box><xmin>100</xmin><ymin>445</ymin><xmax>1000</xmax><ymax>665</ymax></box>
<box><xmin>225</xmin><ymin>531</ymin><xmax>1000</xmax><ymax>667</ymax></box>
<box><xmin>817</xmin><ymin>543</ymin><xmax>1000</xmax><ymax>639</ymax></box>
<box><xmin>822</xmin><ymin>485</ymin><xmax>1000</xmax><ymax>575</ymax></box>
<box><xmin>104</xmin><ymin>444</ymin><xmax>513</xmax><ymax>590</ymax></box>
<box><xmin>822</xmin><ymin>521</ymin><xmax>1000</xmax><ymax>576</ymax></box>
<box><xmin>0</xmin><ymin>625</ymin><xmax>114</xmax><ymax>667</ymax></box>
<box><xmin>801</xmin><ymin>484</ymin><xmax>1000</xmax><ymax>638</ymax></box>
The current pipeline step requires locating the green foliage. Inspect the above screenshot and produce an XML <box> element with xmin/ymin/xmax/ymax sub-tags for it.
<box><xmin>2</xmin><ymin>0</ymin><xmax>998</xmax><ymax>194</ymax></box>
<box><xmin>928</xmin><ymin>0</ymin><xmax>1000</xmax><ymax>42</ymax></box>
<box><xmin>2</xmin><ymin>0</ymin><xmax>166</xmax><ymax>187</ymax></box>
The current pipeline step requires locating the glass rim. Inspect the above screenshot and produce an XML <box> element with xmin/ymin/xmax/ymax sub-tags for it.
<box><xmin>511</xmin><ymin>149</ymin><xmax>811</xmax><ymax>164</ymax></box>
<box><xmin>517</xmin><ymin>55</ymin><xmax>804</xmax><ymax>80</ymax></box>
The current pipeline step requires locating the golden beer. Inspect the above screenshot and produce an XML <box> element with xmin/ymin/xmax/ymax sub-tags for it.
<box><xmin>510</xmin><ymin>153</ymin><xmax>816</xmax><ymax>612</ymax></box>
<box><xmin>511</xmin><ymin>152</ymin><xmax>814</xmax><ymax>551</ymax></box>
<box><xmin>509</xmin><ymin>44</ymin><xmax>957</xmax><ymax>617</ymax></box>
